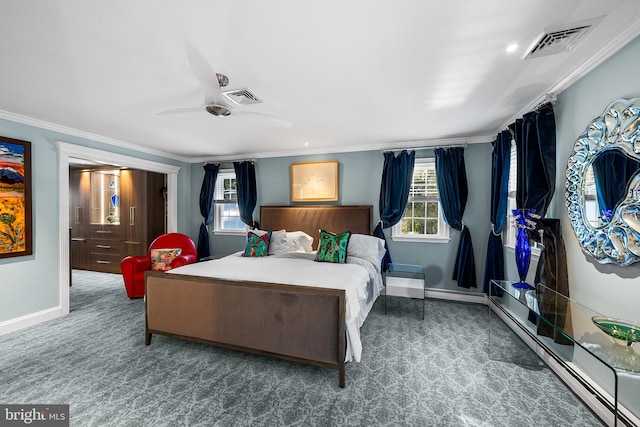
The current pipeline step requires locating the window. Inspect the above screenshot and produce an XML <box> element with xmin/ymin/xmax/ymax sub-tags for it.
<box><xmin>504</xmin><ymin>140</ymin><xmax>518</xmax><ymax>247</ymax></box>
<box><xmin>213</xmin><ymin>170</ymin><xmax>245</xmax><ymax>234</ymax></box>
<box><xmin>391</xmin><ymin>158</ymin><xmax>449</xmax><ymax>242</ymax></box>
<box><xmin>504</xmin><ymin>142</ymin><xmax>542</xmax><ymax>257</ymax></box>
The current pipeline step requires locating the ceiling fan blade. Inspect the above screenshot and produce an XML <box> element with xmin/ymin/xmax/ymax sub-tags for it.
<box><xmin>203</xmin><ymin>87</ymin><xmax>227</xmax><ymax>107</ymax></box>
<box><xmin>233</xmin><ymin>110</ymin><xmax>292</xmax><ymax>128</ymax></box>
<box><xmin>156</xmin><ymin>106</ymin><xmax>203</xmax><ymax>115</ymax></box>
<box><xmin>184</xmin><ymin>41</ymin><xmax>227</xmax><ymax>106</ymax></box>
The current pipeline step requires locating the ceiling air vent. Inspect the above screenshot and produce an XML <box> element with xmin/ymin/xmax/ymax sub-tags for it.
<box><xmin>523</xmin><ymin>17</ymin><xmax>603</xmax><ymax>59</ymax></box>
<box><xmin>222</xmin><ymin>88</ymin><xmax>263</xmax><ymax>105</ymax></box>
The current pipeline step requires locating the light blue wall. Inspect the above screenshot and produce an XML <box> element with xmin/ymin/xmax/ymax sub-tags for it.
<box><xmin>204</xmin><ymin>145</ymin><xmax>492</xmax><ymax>292</ymax></box>
<box><xmin>0</xmin><ymin>118</ymin><xmax>193</xmax><ymax>324</ymax></box>
<box><xmin>554</xmin><ymin>35</ymin><xmax>640</xmax><ymax>321</ymax></box>
<box><xmin>552</xmin><ymin>35</ymin><xmax>640</xmax><ymax>416</ymax></box>
<box><xmin>201</xmin><ymin>151</ymin><xmax>385</xmax><ymax>256</ymax></box>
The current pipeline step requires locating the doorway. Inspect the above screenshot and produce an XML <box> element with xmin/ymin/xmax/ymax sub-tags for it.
<box><xmin>58</xmin><ymin>141</ymin><xmax>180</xmax><ymax>316</ymax></box>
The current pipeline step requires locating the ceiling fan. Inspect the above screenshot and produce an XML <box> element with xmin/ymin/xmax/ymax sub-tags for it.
<box><xmin>157</xmin><ymin>42</ymin><xmax>292</xmax><ymax>128</ymax></box>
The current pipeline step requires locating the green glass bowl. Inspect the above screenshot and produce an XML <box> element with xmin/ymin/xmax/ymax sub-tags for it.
<box><xmin>592</xmin><ymin>316</ymin><xmax>640</xmax><ymax>346</ymax></box>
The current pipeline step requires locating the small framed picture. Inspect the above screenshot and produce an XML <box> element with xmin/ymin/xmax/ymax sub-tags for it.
<box><xmin>290</xmin><ymin>160</ymin><xmax>338</xmax><ymax>202</ymax></box>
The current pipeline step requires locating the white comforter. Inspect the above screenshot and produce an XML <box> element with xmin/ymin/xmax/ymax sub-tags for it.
<box><xmin>168</xmin><ymin>251</ymin><xmax>383</xmax><ymax>362</ymax></box>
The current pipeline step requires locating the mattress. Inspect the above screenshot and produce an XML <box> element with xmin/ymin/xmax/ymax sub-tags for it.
<box><xmin>168</xmin><ymin>251</ymin><xmax>384</xmax><ymax>362</ymax></box>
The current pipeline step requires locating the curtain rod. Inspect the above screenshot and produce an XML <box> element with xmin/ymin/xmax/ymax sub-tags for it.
<box><xmin>380</xmin><ymin>143</ymin><xmax>467</xmax><ymax>153</ymax></box>
<box><xmin>534</xmin><ymin>93</ymin><xmax>557</xmax><ymax>111</ymax></box>
<box><xmin>495</xmin><ymin>92</ymin><xmax>557</xmax><ymax>139</ymax></box>
<box><xmin>533</xmin><ymin>93</ymin><xmax>557</xmax><ymax>111</ymax></box>
<box><xmin>204</xmin><ymin>158</ymin><xmax>256</xmax><ymax>165</ymax></box>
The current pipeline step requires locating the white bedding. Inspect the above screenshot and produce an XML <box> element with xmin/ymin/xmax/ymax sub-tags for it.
<box><xmin>168</xmin><ymin>251</ymin><xmax>384</xmax><ymax>362</ymax></box>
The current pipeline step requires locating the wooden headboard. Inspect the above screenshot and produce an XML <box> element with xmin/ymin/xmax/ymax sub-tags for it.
<box><xmin>259</xmin><ymin>205</ymin><xmax>373</xmax><ymax>245</ymax></box>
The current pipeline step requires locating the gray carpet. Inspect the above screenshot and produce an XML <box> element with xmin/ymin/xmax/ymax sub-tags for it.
<box><xmin>0</xmin><ymin>270</ymin><xmax>603</xmax><ymax>426</ymax></box>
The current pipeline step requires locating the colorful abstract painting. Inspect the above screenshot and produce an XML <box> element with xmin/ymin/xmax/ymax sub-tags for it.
<box><xmin>0</xmin><ymin>137</ymin><xmax>32</xmax><ymax>258</ymax></box>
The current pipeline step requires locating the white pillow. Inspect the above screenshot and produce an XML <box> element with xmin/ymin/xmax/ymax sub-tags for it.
<box><xmin>252</xmin><ymin>229</ymin><xmax>288</xmax><ymax>255</ymax></box>
<box><xmin>268</xmin><ymin>230</ymin><xmax>288</xmax><ymax>255</ymax></box>
<box><xmin>347</xmin><ymin>234</ymin><xmax>386</xmax><ymax>272</ymax></box>
<box><xmin>286</xmin><ymin>231</ymin><xmax>314</xmax><ymax>252</ymax></box>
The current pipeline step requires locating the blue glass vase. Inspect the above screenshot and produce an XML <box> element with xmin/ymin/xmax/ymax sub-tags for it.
<box><xmin>512</xmin><ymin>208</ymin><xmax>536</xmax><ymax>289</ymax></box>
<box><xmin>513</xmin><ymin>222</ymin><xmax>533</xmax><ymax>290</ymax></box>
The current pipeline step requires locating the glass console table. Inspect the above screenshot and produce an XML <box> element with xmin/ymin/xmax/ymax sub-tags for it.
<box><xmin>489</xmin><ymin>280</ymin><xmax>640</xmax><ymax>427</ymax></box>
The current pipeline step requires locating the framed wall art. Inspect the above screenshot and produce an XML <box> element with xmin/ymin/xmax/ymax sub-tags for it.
<box><xmin>290</xmin><ymin>160</ymin><xmax>338</xmax><ymax>202</ymax></box>
<box><xmin>0</xmin><ymin>136</ymin><xmax>32</xmax><ymax>258</ymax></box>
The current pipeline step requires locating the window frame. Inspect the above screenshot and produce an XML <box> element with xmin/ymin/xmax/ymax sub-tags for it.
<box><xmin>391</xmin><ymin>158</ymin><xmax>450</xmax><ymax>243</ymax></box>
<box><xmin>212</xmin><ymin>169</ymin><xmax>246</xmax><ymax>236</ymax></box>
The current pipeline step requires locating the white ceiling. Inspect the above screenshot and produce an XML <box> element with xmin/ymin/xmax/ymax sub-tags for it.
<box><xmin>1</xmin><ymin>1</ymin><xmax>640</xmax><ymax>162</ymax></box>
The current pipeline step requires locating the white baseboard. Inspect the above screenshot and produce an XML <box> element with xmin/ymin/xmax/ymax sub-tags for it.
<box><xmin>386</xmin><ymin>279</ymin><xmax>487</xmax><ymax>304</ymax></box>
<box><xmin>0</xmin><ymin>307</ymin><xmax>62</xmax><ymax>336</ymax></box>
<box><xmin>424</xmin><ymin>287</ymin><xmax>487</xmax><ymax>305</ymax></box>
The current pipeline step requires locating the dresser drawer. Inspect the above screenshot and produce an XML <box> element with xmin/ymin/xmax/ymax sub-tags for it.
<box><xmin>88</xmin><ymin>252</ymin><xmax>122</xmax><ymax>273</ymax></box>
<box><xmin>88</xmin><ymin>239</ymin><xmax>122</xmax><ymax>255</ymax></box>
<box><xmin>89</xmin><ymin>224</ymin><xmax>122</xmax><ymax>240</ymax></box>
<box><xmin>88</xmin><ymin>238</ymin><xmax>123</xmax><ymax>274</ymax></box>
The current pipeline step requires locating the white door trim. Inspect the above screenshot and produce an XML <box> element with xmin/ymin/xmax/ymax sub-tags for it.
<box><xmin>57</xmin><ymin>141</ymin><xmax>180</xmax><ymax>316</ymax></box>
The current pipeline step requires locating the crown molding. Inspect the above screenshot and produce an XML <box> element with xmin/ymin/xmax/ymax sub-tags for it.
<box><xmin>2</xmin><ymin>107</ymin><xmax>493</xmax><ymax>164</ymax></box>
<box><xmin>550</xmin><ymin>11</ymin><xmax>640</xmax><ymax>95</ymax></box>
<box><xmin>191</xmin><ymin>135</ymin><xmax>493</xmax><ymax>163</ymax></box>
<box><xmin>0</xmin><ymin>109</ymin><xmax>191</xmax><ymax>163</ymax></box>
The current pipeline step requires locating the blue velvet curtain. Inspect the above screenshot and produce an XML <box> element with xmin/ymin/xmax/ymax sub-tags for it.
<box><xmin>435</xmin><ymin>147</ymin><xmax>476</xmax><ymax>288</ymax></box>
<box><xmin>482</xmin><ymin>131</ymin><xmax>511</xmax><ymax>295</ymax></box>
<box><xmin>197</xmin><ymin>162</ymin><xmax>220</xmax><ymax>260</ymax></box>
<box><xmin>592</xmin><ymin>149</ymin><xmax>640</xmax><ymax>220</ymax></box>
<box><xmin>373</xmin><ymin>150</ymin><xmax>415</xmax><ymax>270</ymax></box>
<box><xmin>233</xmin><ymin>161</ymin><xmax>259</xmax><ymax>229</ymax></box>
<box><xmin>511</xmin><ymin>104</ymin><xmax>567</xmax><ymax>328</ymax></box>
<box><xmin>512</xmin><ymin>103</ymin><xmax>556</xmax><ymax>216</ymax></box>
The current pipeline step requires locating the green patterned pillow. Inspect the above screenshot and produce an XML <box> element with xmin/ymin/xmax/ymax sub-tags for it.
<box><xmin>314</xmin><ymin>230</ymin><xmax>351</xmax><ymax>263</ymax></box>
<box><xmin>243</xmin><ymin>231</ymin><xmax>271</xmax><ymax>257</ymax></box>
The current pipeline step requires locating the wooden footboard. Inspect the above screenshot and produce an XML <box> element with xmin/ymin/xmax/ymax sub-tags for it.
<box><xmin>145</xmin><ymin>271</ymin><xmax>347</xmax><ymax>387</ymax></box>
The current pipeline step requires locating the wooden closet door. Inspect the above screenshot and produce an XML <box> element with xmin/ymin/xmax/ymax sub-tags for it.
<box><xmin>121</xmin><ymin>169</ymin><xmax>166</xmax><ymax>257</ymax></box>
<box><xmin>121</xmin><ymin>169</ymin><xmax>147</xmax><ymax>257</ymax></box>
<box><xmin>69</xmin><ymin>170</ymin><xmax>89</xmax><ymax>269</ymax></box>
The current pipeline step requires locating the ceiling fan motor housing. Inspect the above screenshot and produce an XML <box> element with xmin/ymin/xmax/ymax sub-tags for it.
<box><xmin>205</xmin><ymin>104</ymin><xmax>231</xmax><ymax>116</ymax></box>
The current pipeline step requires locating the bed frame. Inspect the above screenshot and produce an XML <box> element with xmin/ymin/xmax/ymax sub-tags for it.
<box><xmin>145</xmin><ymin>205</ymin><xmax>373</xmax><ymax>388</ymax></box>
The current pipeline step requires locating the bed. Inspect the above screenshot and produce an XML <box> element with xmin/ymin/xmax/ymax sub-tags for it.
<box><xmin>144</xmin><ymin>205</ymin><xmax>383</xmax><ymax>388</ymax></box>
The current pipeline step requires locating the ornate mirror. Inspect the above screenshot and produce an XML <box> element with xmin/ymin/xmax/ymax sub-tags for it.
<box><xmin>565</xmin><ymin>98</ymin><xmax>640</xmax><ymax>266</ymax></box>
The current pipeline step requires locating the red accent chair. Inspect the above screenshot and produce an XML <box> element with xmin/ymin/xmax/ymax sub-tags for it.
<box><xmin>120</xmin><ymin>233</ymin><xmax>197</xmax><ymax>298</ymax></box>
